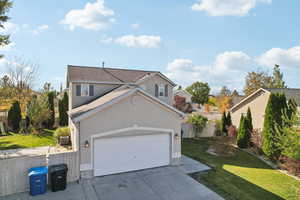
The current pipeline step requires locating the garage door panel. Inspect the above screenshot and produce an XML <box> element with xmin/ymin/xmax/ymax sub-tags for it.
<box><xmin>94</xmin><ymin>133</ymin><xmax>170</xmax><ymax>176</ymax></box>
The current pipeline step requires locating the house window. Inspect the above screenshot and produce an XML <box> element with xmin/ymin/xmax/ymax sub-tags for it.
<box><xmin>159</xmin><ymin>86</ymin><xmax>164</xmax><ymax>96</ymax></box>
<box><xmin>76</xmin><ymin>84</ymin><xmax>94</xmax><ymax>96</ymax></box>
<box><xmin>81</xmin><ymin>84</ymin><xmax>89</xmax><ymax>96</ymax></box>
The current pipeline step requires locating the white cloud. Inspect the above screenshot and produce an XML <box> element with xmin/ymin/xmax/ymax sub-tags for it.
<box><xmin>33</xmin><ymin>24</ymin><xmax>49</xmax><ymax>35</ymax></box>
<box><xmin>131</xmin><ymin>23</ymin><xmax>140</xmax><ymax>29</ymax></box>
<box><xmin>191</xmin><ymin>0</ymin><xmax>272</xmax><ymax>16</ymax></box>
<box><xmin>60</xmin><ymin>0</ymin><xmax>115</xmax><ymax>31</ymax></box>
<box><xmin>0</xmin><ymin>42</ymin><xmax>16</xmax><ymax>51</ymax></box>
<box><xmin>0</xmin><ymin>22</ymin><xmax>19</xmax><ymax>34</ymax></box>
<box><xmin>257</xmin><ymin>46</ymin><xmax>300</xmax><ymax>69</ymax></box>
<box><xmin>115</xmin><ymin>35</ymin><xmax>161</xmax><ymax>48</ymax></box>
<box><xmin>164</xmin><ymin>51</ymin><xmax>253</xmax><ymax>91</ymax></box>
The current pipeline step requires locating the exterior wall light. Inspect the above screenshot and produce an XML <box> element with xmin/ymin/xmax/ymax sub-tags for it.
<box><xmin>84</xmin><ymin>140</ymin><xmax>90</xmax><ymax>148</ymax></box>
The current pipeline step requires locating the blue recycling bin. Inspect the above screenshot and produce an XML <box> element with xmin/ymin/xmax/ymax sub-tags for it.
<box><xmin>28</xmin><ymin>166</ymin><xmax>48</xmax><ymax>196</ymax></box>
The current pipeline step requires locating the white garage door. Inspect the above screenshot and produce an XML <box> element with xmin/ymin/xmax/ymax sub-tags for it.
<box><xmin>93</xmin><ymin>133</ymin><xmax>170</xmax><ymax>176</ymax></box>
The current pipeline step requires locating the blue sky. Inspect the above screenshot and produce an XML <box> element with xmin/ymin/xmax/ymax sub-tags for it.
<box><xmin>0</xmin><ymin>0</ymin><xmax>300</xmax><ymax>93</ymax></box>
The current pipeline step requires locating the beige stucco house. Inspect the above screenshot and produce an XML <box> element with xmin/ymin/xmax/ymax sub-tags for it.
<box><xmin>230</xmin><ymin>88</ymin><xmax>300</xmax><ymax>132</ymax></box>
<box><xmin>67</xmin><ymin>65</ymin><xmax>185</xmax><ymax>178</ymax></box>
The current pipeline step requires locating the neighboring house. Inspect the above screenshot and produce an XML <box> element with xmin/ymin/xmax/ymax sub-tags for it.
<box><xmin>230</xmin><ymin>88</ymin><xmax>300</xmax><ymax>132</ymax></box>
<box><xmin>67</xmin><ymin>65</ymin><xmax>185</xmax><ymax>178</ymax></box>
<box><xmin>173</xmin><ymin>90</ymin><xmax>192</xmax><ymax>104</ymax></box>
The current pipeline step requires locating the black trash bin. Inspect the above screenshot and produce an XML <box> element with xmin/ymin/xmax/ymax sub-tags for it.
<box><xmin>49</xmin><ymin>164</ymin><xmax>68</xmax><ymax>192</ymax></box>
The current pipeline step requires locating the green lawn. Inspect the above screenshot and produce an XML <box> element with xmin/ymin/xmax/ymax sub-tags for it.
<box><xmin>182</xmin><ymin>138</ymin><xmax>300</xmax><ymax>200</ymax></box>
<box><xmin>0</xmin><ymin>129</ymin><xmax>56</xmax><ymax>150</ymax></box>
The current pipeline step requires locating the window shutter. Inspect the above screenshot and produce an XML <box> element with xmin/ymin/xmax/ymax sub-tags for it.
<box><xmin>155</xmin><ymin>84</ymin><xmax>158</xmax><ymax>97</ymax></box>
<box><xmin>76</xmin><ymin>85</ymin><xmax>81</xmax><ymax>96</ymax></box>
<box><xmin>165</xmin><ymin>85</ymin><xmax>168</xmax><ymax>97</ymax></box>
<box><xmin>89</xmin><ymin>85</ymin><xmax>94</xmax><ymax>96</ymax></box>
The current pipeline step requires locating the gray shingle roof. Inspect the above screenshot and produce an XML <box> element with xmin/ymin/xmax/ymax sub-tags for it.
<box><xmin>67</xmin><ymin>65</ymin><xmax>157</xmax><ymax>83</ymax></box>
<box><xmin>265</xmin><ymin>88</ymin><xmax>300</xmax><ymax>106</ymax></box>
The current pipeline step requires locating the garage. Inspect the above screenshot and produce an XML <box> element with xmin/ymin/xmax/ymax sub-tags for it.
<box><xmin>93</xmin><ymin>133</ymin><xmax>171</xmax><ymax>177</ymax></box>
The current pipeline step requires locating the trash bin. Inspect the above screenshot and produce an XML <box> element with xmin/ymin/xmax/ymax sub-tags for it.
<box><xmin>28</xmin><ymin>166</ymin><xmax>48</xmax><ymax>196</ymax></box>
<box><xmin>49</xmin><ymin>164</ymin><xmax>68</xmax><ymax>192</ymax></box>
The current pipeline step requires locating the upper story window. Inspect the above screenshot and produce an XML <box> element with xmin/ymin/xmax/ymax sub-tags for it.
<box><xmin>155</xmin><ymin>84</ymin><xmax>169</xmax><ymax>98</ymax></box>
<box><xmin>159</xmin><ymin>86</ymin><xmax>164</xmax><ymax>96</ymax></box>
<box><xmin>76</xmin><ymin>84</ymin><xmax>94</xmax><ymax>97</ymax></box>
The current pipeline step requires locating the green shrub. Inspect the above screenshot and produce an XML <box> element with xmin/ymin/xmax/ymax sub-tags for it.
<box><xmin>187</xmin><ymin>113</ymin><xmax>208</xmax><ymax>134</ymax></box>
<box><xmin>54</xmin><ymin>127</ymin><xmax>70</xmax><ymax>138</ymax></box>
<box><xmin>279</xmin><ymin>129</ymin><xmax>300</xmax><ymax>160</ymax></box>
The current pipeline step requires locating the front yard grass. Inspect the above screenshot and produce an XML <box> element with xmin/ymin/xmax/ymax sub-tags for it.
<box><xmin>182</xmin><ymin>138</ymin><xmax>300</xmax><ymax>200</ymax></box>
<box><xmin>0</xmin><ymin>129</ymin><xmax>56</xmax><ymax>150</ymax></box>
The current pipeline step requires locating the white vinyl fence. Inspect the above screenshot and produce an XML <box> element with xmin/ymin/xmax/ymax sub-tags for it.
<box><xmin>182</xmin><ymin>120</ymin><xmax>216</xmax><ymax>138</ymax></box>
<box><xmin>0</xmin><ymin>150</ymin><xmax>79</xmax><ymax>196</ymax></box>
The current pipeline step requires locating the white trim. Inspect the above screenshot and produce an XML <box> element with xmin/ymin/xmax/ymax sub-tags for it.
<box><xmin>136</xmin><ymin>72</ymin><xmax>176</xmax><ymax>87</ymax></box>
<box><xmin>173</xmin><ymin>152</ymin><xmax>181</xmax><ymax>158</ymax></box>
<box><xmin>89</xmin><ymin>126</ymin><xmax>177</xmax><ymax>173</ymax></box>
<box><xmin>230</xmin><ymin>88</ymin><xmax>270</xmax><ymax>112</ymax></box>
<box><xmin>80</xmin><ymin>163</ymin><xmax>92</xmax><ymax>171</ymax></box>
<box><xmin>72</xmin><ymin>88</ymin><xmax>185</xmax><ymax>123</ymax></box>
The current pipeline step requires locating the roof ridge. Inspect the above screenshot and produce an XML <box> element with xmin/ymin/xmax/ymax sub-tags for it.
<box><xmin>68</xmin><ymin>65</ymin><xmax>159</xmax><ymax>73</ymax></box>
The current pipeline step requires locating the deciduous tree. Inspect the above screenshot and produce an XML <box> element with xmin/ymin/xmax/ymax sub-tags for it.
<box><xmin>186</xmin><ymin>82</ymin><xmax>210</xmax><ymax>105</ymax></box>
<box><xmin>243</xmin><ymin>70</ymin><xmax>272</xmax><ymax>96</ymax></box>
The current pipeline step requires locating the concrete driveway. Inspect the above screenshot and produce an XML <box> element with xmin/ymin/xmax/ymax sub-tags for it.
<box><xmin>88</xmin><ymin>166</ymin><xmax>222</xmax><ymax>200</ymax></box>
<box><xmin>3</xmin><ymin>156</ymin><xmax>223</xmax><ymax>200</ymax></box>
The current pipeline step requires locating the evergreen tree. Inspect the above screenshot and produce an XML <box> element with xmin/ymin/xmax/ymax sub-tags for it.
<box><xmin>226</xmin><ymin>112</ymin><xmax>232</xmax><ymax>127</ymax></box>
<box><xmin>287</xmin><ymin>99</ymin><xmax>297</xmax><ymax>121</ymax></box>
<box><xmin>59</xmin><ymin>92</ymin><xmax>69</xmax><ymax>126</ymax></box>
<box><xmin>262</xmin><ymin>93</ymin><xmax>287</xmax><ymax>159</ymax></box>
<box><xmin>270</xmin><ymin>64</ymin><xmax>287</xmax><ymax>88</ymax></box>
<box><xmin>237</xmin><ymin>115</ymin><xmax>249</xmax><ymax>148</ymax></box>
<box><xmin>46</xmin><ymin>91</ymin><xmax>55</xmax><ymax>128</ymax></box>
<box><xmin>221</xmin><ymin>111</ymin><xmax>228</xmax><ymax>135</ymax></box>
<box><xmin>58</xmin><ymin>99</ymin><xmax>63</xmax><ymax>126</ymax></box>
<box><xmin>246</xmin><ymin>107</ymin><xmax>253</xmax><ymax>133</ymax></box>
<box><xmin>7</xmin><ymin>101</ymin><xmax>21</xmax><ymax>132</ymax></box>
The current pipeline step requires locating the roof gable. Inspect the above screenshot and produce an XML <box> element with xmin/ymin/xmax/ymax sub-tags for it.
<box><xmin>70</xmin><ymin>86</ymin><xmax>185</xmax><ymax>122</ymax></box>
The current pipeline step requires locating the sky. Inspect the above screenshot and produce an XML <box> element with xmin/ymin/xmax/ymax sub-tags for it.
<box><xmin>0</xmin><ymin>0</ymin><xmax>300</xmax><ymax>93</ymax></box>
